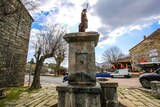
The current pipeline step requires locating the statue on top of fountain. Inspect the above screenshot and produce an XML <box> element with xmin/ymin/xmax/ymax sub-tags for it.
<box><xmin>78</xmin><ymin>4</ymin><xmax>88</xmax><ymax>32</ymax></box>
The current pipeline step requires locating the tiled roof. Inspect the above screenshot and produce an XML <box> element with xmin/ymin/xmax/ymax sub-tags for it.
<box><xmin>112</xmin><ymin>57</ymin><xmax>131</xmax><ymax>63</ymax></box>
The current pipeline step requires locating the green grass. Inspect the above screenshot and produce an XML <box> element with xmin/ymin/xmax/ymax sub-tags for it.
<box><xmin>0</xmin><ymin>86</ymin><xmax>40</xmax><ymax>107</ymax></box>
<box><xmin>155</xmin><ymin>96</ymin><xmax>160</xmax><ymax>99</ymax></box>
<box><xmin>26</xmin><ymin>88</ymin><xmax>40</xmax><ymax>94</ymax></box>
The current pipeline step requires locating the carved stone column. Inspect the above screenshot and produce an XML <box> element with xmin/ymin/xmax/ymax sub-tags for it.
<box><xmin>56</xmin><ymin>32</ymin><xmax>101</xmax><ymax>107</ymax></box>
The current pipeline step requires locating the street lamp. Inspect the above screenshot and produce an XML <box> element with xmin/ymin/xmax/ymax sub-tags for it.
<box><xmin>28</xmin><ymin>58</ymin><xmax>34</xmax><ymax>87</ymax></box>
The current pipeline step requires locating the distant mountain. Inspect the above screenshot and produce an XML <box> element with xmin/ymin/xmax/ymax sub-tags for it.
<box><xmin>96</xmin><ymin>62</ymin><xmax>109</xmax><ymax>67</ymax></box>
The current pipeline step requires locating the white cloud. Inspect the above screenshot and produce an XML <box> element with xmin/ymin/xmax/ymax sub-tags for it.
<box><xmin>26</xmin><ymin>0</ymin><xmax>160</xmax><ymax>64</ymax></box>
<box><xmin>29</xmin><ymin>0</ymin><xmax>99</xmax><ymax>30</ymax></box>
<box><xmin>92</xmin><ymin>0</ymin><xmax>160</xmax><ymax>46</ymax></box>
<box><xmin>30</xmin><ymin>29</ymin><xmax>39</xmax><ymax>41</ymax></box>
<box><xmin>28</xmin><ymin>28</ymin><xmax>39</xmax><ymax>54</ymax></box>
<box><xmin>44</xmin><ymin>58</ymin><xmax>68</xmax><ymax>68</ymax></box>
<box><xmin>97</xmin><ymin>23</ymin><xmax>153</xmax><ymax>48</ymax></box>
<box><xmin>39</xmin><ymin>0</ymin><xmax>60</xmax><ymax>12</ymax></box>
<box><xmin>45</xmin><ymin>6</ymin><xmax>80</xmax><ymax>27</ymax></box>
<box><xmin>159</xmin><ymin>20</ymin><xmax>160</xmax><ymax>25</ymax></box>
<box><xmin>28</xmin><ymin>0</ymin><xmax>160</xmax><ymax>45</ymax></box>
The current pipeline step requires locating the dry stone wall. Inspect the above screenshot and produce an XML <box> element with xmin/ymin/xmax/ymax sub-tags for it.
<box><xmin>0</xmin><ymin>0</ymin><xmax>33</xmax><ymax>87</ymax></box>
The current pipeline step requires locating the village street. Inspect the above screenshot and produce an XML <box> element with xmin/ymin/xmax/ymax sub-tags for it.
<box><xmin>6</xmin><ymin>75</ymin><xmax>157</xmax><ymax>107</ymax></box>
<box><xmin>25</xmin><ymin>75</ymin><xmax>65</xmax><ymax>86</ymax></box>
<box><xmin>25</xmin><ymin>75</ymin><xmax>142</xmax><ymax>88</ymax></box>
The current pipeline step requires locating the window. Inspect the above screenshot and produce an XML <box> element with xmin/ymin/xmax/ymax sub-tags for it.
<box><xmin>155</xmin><ymin>68</ymin><xmax>160</xmax><ymax>74</ymax></box>
<box><xmin>115</xmin><ymin>71</ymin><xmax>119</xmax><ymax>73</ymax></box>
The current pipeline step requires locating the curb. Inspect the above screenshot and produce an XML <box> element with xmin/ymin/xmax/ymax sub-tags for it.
<box><xmin>137</xmin><ymin>87</ymin><xmax>152</xmax><ymax>93</ymax></box>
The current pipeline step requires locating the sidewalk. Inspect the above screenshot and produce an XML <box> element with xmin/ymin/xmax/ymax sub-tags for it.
<box><xmin>118</xmin><ymin>88</ymin><xmax>160</xmax><ymax>107</ymax></box>
<box><xmin>5</xmin><ymin>86</ymin><xmax>58</xmax><ymax>107</ymax></box>
<box><xmin>4</xmin><ymin>86</ymin><xmax>160</xmax><ymax>107</ymax></box>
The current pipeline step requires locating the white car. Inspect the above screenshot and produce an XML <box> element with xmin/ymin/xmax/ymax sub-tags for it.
<box><xmin>110</xmin><ymin>69</ymin><xmax>131</xmax><ymax>78</ymax></box>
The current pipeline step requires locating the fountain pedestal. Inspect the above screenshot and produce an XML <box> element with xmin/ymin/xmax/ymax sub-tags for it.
<box><xmin>56</xmin><ymin>32</ymin><xmax>101</xmax><ymax>107</ymax></box>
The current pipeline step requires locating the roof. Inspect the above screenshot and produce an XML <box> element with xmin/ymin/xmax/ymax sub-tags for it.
<box><xmin>112</xmin><ymin>57</ymin><xmax>131</xmax><ymax>63</ymax></box>
<box><xmin>129</xmin><ymin>28</ymin><xmax>160</xmax><ymax>51</ymax></box>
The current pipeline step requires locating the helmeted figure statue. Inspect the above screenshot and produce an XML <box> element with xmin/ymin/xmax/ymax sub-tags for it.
<box><xmin>79</xmin><ymin>8</ymin><xmax>88</xmax><ymax>32</ymax></box>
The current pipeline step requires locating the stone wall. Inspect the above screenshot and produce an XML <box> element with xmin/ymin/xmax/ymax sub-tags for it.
<box><xmin>0</xmin><ymin>0</ymin><xmax>33</xmax><ymax>87</ymax></box>
<box><xmin>99</xmin><ymin>81</ymin><xmax>119</xmax><ymax>107</ymax></box>
<box><xmin>129</xmin><ymin>29</ymin><xmax>160</xmax><ymax>68</ymax></box>
<box><xmin>150</xmin><ymin>81</ymin><xmax>160</xmax><ymax>98</ymax></box>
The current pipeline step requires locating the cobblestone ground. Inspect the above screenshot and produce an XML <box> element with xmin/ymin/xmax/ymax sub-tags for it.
<box><xmin>4</xmin><ymin>86</ymin><xmax>160</xmax><ymax>107</ymax></box>
<box><xmin>118</xmin><ymin>88</ymin><xmax>160</xmax><ymax>107</ymax></box>
<box><xmin>5</xmin><ymin>86</ymin><xmax>58</xmax><ymax>107</ymax></box>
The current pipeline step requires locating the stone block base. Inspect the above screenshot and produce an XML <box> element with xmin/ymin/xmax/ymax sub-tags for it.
<box><xmin>99</xmin><ymin>81</ymin><xmax>119</xmax><ymax>107</ymax></box>
<box><xmin>56</xmin><ymin>83</ymin><xmax>101</xmax><ymax>107</ymax></box>
<box><xmin>150</xmin><ymin>81</ymin><xmax>160</xmax><ymax>98</ymax></box>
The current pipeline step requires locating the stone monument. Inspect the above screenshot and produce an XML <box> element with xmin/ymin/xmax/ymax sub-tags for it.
<box><xmin>56</xmin><ymin>5</ymin><xmax>101</xmax><ymax>107</ymax></box>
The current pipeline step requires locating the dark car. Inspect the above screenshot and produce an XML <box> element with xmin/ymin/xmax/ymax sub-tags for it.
<box><xmin>139</xmin><ymin>68</ymin><xmax>160</xmax><ymax>89</ymax></box>
<box><xmin>96</xmin><ymin>72</ymin><xmax>110</xmax><ymax>77</ymax></box>
<box><xmin>63</xmin><ymin>73</ymin><xmax>68</xmax><ymax>82</ymax></box>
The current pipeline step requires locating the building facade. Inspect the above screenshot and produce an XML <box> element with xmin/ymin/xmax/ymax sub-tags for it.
<box><xmin>112</xmin><ymin>57</ymin><xmax>131</xmax><ymax>70</ymax></box>
<box><xmin>0</xmin><ymin>0</ymin><xmax>33</xmax><ymax>87</ymax></box>
<box><xmin>129</xmin><ymin>29</ymin><xmax>160</xmax><ymax>70</ymax></box>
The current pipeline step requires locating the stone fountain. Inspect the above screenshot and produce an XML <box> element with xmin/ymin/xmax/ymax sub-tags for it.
<box><xmin>56</xmin><ymin>6</ymin><xmax>102</xmax><ymax>107</ymax></box>
<box><xmin>56</xmin><ymin>32</ymin><xmax>101</xmax><ymax>107</ymax></box>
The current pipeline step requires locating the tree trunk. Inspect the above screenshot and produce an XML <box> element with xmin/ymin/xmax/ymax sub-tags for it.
<box><xmin>30</xmin><ymin>59</ymin><xmax>43</xmax><ymax>90</ymax></box>
<box><xmin>55</xmin><ymin>63</ymin><xmax>60</xmax><ymax>76</ymax></box>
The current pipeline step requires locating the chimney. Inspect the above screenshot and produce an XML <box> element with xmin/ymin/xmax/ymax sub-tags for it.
<box><xmin>144</xmin><ymin>35</ymin><xmax>146</xmax><ymax>39</ymax></box>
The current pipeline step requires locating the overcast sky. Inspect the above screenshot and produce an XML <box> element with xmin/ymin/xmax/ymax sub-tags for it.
<box><xmin>26</xmin><ymin>0</ymin><xmax>160</xmax><ymax>67</ymax></box>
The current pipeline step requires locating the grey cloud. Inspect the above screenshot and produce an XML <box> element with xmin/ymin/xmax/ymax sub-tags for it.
<box><xmin>60</xmin><ymin>0</ymin><xmax>75</xmax><ymax>8</ymax></box>
<box><xmin>81</xmin><ymin>2</ymin><xmax>89</xmax><ymax>9</ymax></box>
<box><xmin>92</xmin><ymin>0</ymin><xmax>160</xmax><ymax>28</ymax></box>
<box><xmin>97</xmin><ymin>26</ymin><xmax>110</xmax><ymax>35</ymax></box>
<box><xmin>97</xmin><ymin>26</ymin><xmax>110</xmax><ymax>42</ymax></box>
<box><xmin>99</xmin><ymin>35</ymin><xmax>109</xmax><ymax>42</ymax></box>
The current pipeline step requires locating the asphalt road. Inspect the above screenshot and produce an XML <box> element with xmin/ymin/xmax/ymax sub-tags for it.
<box><xmin>25</xmin><ymin>75</ymin><xmax>67</xmax><ymax>86</ymax></box>
<box><xmin>108</xmin><ymin>77</ymin><xmax>142</xmax><ymax>88</ymax></box>
<box><xmin>25</xmin><ymin>75</ymin><xmax>143</xmax><ymax>88</ymax></box>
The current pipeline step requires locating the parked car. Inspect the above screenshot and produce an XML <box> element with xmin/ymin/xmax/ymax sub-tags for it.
<box><xmin>96</xmin><ymin>72</ymin><xmax>110</xmax><ymax>77</ymax></box>
<box><xmin>63</xmin><ymin>72</ymin><xmax>110</xmax><ymax>82</ymax></box>
<box><xmin>139</xmin><ymin>68</ymin><xmax>160</xmax><ymax>89</ymax></box>
<box><xmin>110</xmin><ymin>69</ymin><xmax>131</xmax><ymax>78</ymax></box>
<box><xmin>63</xmin><ymin>73</ymin><xmax>68</xmax><ymax>82</ymax></box>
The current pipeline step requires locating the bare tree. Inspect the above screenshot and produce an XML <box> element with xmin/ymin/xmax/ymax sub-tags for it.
<box><xmin>30</xmin><ymin>25</ymin><xmax>67</xmax><ymax>90</ymax></box>
<box><xmin>0</xmin><ymin>0</ymin><xmax>39</xmax><ymax>21</ymax></box>
<box><xmin>102</xmin><ymin>46</ymin><xmax>125</xmax><ymax>64</ymax></box>
<box><xmin>54</xmin><ymin>48</ymin><xmax>67</xmax><ymax>76</ymax></box>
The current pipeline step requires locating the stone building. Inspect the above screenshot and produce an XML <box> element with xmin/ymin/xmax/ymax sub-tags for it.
<box><xmin>129</xmin><ymin>29</ymin><xmax>160</xmax><ymax>70</ymax></box>
<box><xmin>112</xmin><ymin>57</ymin><xmax>131</xmax><ymax>69</ymax></box>
<box><xmin>0</xmin><ymin>0</ymin><xmax>33</xmax><ymax>87</ymax></box>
